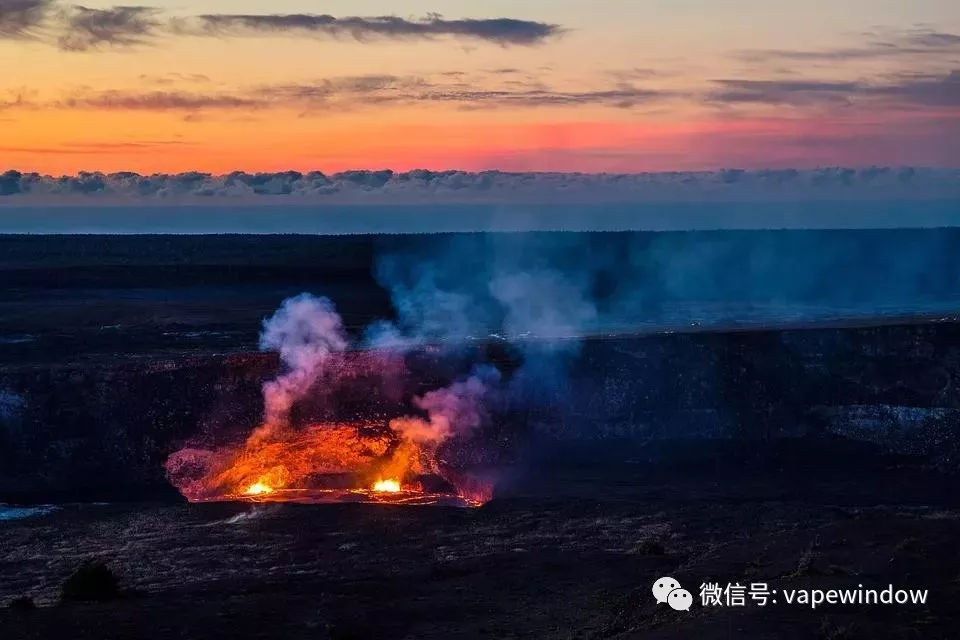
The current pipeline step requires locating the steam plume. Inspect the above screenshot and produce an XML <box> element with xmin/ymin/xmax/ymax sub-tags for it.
<box><xmin>258</xmin><ymin>293</ymin><xmax>347</xmax><ymax>429</ymax></box>
<box><xmin>390</xmin><ymin>365</ymin><xmax>501</xmax><ymax>445</ymax></box>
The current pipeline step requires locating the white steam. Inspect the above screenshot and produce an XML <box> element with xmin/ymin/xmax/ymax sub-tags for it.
<box><xmin>256</xmin><ymin>294</ymin><xmax>503</xmax><ymax>455</ymax></box>
<box><xmin>489</xmin><ymin>269</ymin><xmax>597</xmax><ymax>340</ymax></box>
<box><xmin>258</xmin><ymin>293</ymin><xmax>347</xmax><ymax>428</ymax></box>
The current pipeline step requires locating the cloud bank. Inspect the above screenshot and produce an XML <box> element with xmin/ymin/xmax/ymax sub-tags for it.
<box><xmin>0</xmin><ymin>167</ymin><xmax>956</xmax><ymax>204</ymax></box>
<box><xmin>48</xmin><ymin>80</ymin><xmax>672</xmax><ymax>112</ymax></box>
<box><xmin>5</xmin><ymin>67</ymin><xmax>953</xmax><ymax>115</ymax></box>
<box><xmin>55</xmin><ymin>5</ymin><xmax>162</xmax><ymax>51</ymax></box>
<box><xmin>0</xmin><ymin>0</ymin><xmax>51</xmax><ymax>38</ymax></box>
<box><xmin>173</xmin><ymin>14</ymin><xmax>561</xmax><ymax>46</ymax></box>
<box><xmin>735</xmin><ymin>27</ymin><xmax>960</xmax><ymax>62</ymax></box>
<box><xmin>0</xmin><ymin>1</ymin><xmax>561</xmax><ymax>50</ymax></box>
<box><xmin>710</xmin><ymin>72</ymin><xmax>960</xmax><ymax>108</ymax></box>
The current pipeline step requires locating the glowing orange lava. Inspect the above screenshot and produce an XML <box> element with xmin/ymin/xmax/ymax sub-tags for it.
<box><xmin>244</xmin><ymin>482</ymin><xmax>275</xmax><ymax>496</ymax></box>
<box><xmin>165</xmin><ymin>420</ymin><xmax>493</xmax><ymax>508</ymax></box>
<box><xmin>162</xmin><ymin>308</ymin><xmax>498</xmax><ymax>509</ymax></box>
<box><xmin>243</xmin><ymin>482</ymin><xmax>273</xmax><ymax>496</ymax></box>
<box><xmin>371</xmin><ymin>479</ymin><xmax>402</xmax><ymax>493</ymax></box>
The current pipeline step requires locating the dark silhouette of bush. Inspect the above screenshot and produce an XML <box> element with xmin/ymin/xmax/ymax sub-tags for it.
<box><xmin>61</xmin><ymin>561</ymin><xmax>120</xmax><ymax>602</ymax></box>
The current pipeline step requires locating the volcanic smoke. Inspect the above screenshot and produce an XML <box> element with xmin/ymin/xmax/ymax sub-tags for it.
<box><xmin>165</xmin><ymin>294</ymin><xmax>502</xmax><ymax>506</ymax></box>
<box><xmin>165</xmin><ymin>235</ymin><xmax>626</xmax><ymax>506</ymax></box>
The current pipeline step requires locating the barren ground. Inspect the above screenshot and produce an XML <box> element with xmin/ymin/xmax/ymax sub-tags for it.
<box><xmin>3</xmin><ymin>465</ymin><xmax>960</xmax><ymax>639</ymax></box>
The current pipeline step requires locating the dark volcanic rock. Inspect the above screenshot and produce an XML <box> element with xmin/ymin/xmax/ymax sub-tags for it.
<box><xmin>61</xmin><ymin>562</ymin><xmax>120</xmax><ymax>602</ymax></box>
<box><xmin>7</xmin><ymin>596</ymin><xmax>35</xmax><ymax>611</ymax></box>
<box><xmin>3</xmin><ymin>320</ymin><xmax>960</xmax><ymax>502</ymax></box>
<box><xmin>2</xmin><ymin>476</ymin><xmax>960</xmax><ymax>639</ymax></box>
<box><xmin>0</xmin><ymin>353</ymin><xmax>277</xmax><ymax>503</ymax></box>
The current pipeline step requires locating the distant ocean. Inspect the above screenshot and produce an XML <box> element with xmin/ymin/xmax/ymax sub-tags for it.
<box><xmin>0</xmin><ymin>200</ymin><xmax>958</xmax><ymax>234</ymax></box>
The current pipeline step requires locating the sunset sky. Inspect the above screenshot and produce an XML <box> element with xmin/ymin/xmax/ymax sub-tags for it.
<box><xmin>1</xmin><ymin>0</ymin><xmax>958</xmax><ymax>173</ymax></box>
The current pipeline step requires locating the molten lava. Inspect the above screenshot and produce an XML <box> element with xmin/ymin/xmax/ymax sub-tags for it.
<box><xmin>162</xmin><ymin>306</ymin><xmax>499</xmax><ymax>510</ymax></box>
<box><xmin>165</xmin><ymin>420</ymin><xmax>493</xmax><ymax>508</ymax></box>
<box><xmin>244</xmin><ymin>482</ymin><xmax>274</xmax><ymax>496</ymax></box>
<box><xmin>372</xmin><ymin>479</ymin><xmax>402</xmax><ymax>493</ymax></box>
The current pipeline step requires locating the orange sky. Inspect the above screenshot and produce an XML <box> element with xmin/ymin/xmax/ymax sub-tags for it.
<box><xmin>1</xmin><ymin>0</ymin><xmax>958</xmax><ymax>173</ymax></box>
